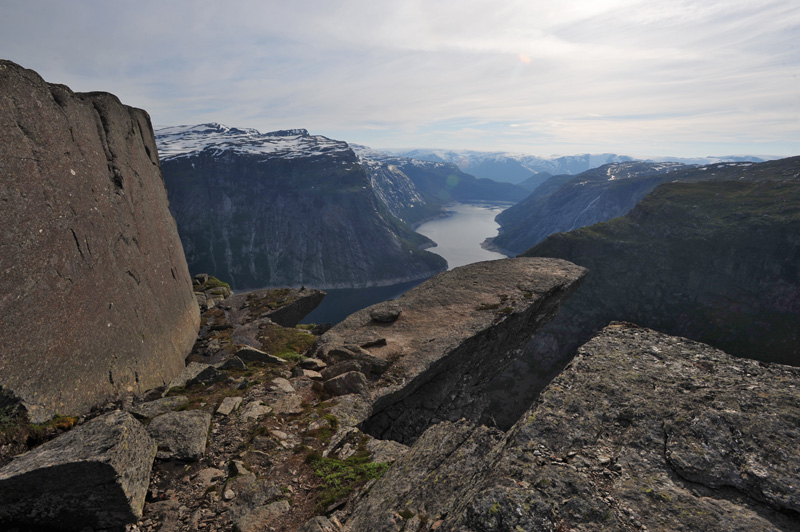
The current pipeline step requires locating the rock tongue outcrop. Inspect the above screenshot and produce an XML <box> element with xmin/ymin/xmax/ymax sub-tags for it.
<box><xmin>0</xmin><ymin>60</ymin><xmax>199</xmax><ymax>421</ymax></box>
<box><xmin>315</xmin><ymin>257</ymin><xmax>587</xmax><ymax>444</ymax></box>
<box><xmin>344</xmin><ymin>323</ymin><xmax>800</xmax><ymax>531</ymax></box>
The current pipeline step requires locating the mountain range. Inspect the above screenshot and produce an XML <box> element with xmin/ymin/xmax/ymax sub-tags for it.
<box><xmin>157</xmin><ymin>124</ymin><xmax>448</xmax><ymax>290</ymax></box>
<box><xmin>384</xmin><ymin>147</ymin><xmax>777</xmax><ymax>186</ymax></box>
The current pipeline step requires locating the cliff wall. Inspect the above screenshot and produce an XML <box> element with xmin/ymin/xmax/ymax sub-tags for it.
<box><xmin>159</xmin><ymin>128</ymin><xmax>447</xmax><ymax>289</ymax></box>
<box><xmin>524</xmin><ymin>178</ymin><xmax>800</xmax><ymax>367</ymax></box>
<box><xmin>0</xmin><ymin>61</ymin><xmax>199</xmax><ymax>421</ymax></box>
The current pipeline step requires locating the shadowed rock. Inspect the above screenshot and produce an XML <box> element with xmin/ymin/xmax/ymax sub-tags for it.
<box><xmin>0</xmin><ymin>60</ymin><xmax>199</xmax><ymax>421</ymax></box>
<box><xmin>0</xmin><ymin>411</ymin><xmax>156</xmax><ymax>531</ymax></box>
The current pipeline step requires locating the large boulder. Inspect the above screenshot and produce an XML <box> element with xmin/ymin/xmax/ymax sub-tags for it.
<box><xmin>0</xmin><ymin>60</ymin><xmax>200</xmax><ymax>421</ymax></box>
<box><xmin>0</xmin><ymin>410</ymin><xmax>156</xmax><ymax>531</ymax></box>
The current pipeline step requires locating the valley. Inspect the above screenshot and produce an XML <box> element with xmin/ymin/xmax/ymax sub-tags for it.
<box><xmin>1</xmin><ymin>59</ymin><xmax>798</xmax><ymax>532</ymax></box>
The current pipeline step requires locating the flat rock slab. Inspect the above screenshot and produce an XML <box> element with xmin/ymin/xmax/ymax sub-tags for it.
<box><xmin>130</xmin><ymin>395</ymin><xmax>188</xmax><ymax>419</ymax></box>
<box><xmin>147</xmin><ymin>410</ymin><xmax>212</xmax><ymax>461</ymax></box>
<box><xmin>272</xmin><ymin>377</ymin><xmax>295</xmax><ymax>394</ymax></box>
<box><xmin>0</xmin><ymin>410</ymin><xmax>156</xmax><ymax>531</ymax></box>
<box><xmin>216</xmin><ymin>396</ymin><xmax>243</xmax><ymax>416</ymax></box>
<box><xmin>235</xmin><ymin>346</ymin><xmax>286</xmax><ymax>365</ymax></box>
<box><xmin>240</xmin><ymin>401</ymin><xmax>273</xmax><ymax>421</ymax></box>
<box><xmin>317</xmin><ymin>257</ymin><xmax>586</xmax><ymax>443</ymax></box>
<box><xmin>273</xmin><ymin>394</ymin><xmax>304</xmax><ymax>415</ymax></box>
<box><xmin>225</xmin><ymin>288</ymin><xmax>327</xmax><ymax>328</ymax></box>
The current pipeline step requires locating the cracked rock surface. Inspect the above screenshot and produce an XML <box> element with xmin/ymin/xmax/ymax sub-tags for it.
<box><xmin>344</xmin><ymin>322</ymin><xmax>800</xmax><ymax>532</ymax></box>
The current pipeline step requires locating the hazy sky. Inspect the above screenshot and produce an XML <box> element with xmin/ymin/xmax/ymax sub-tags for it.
<box><xmin>2</xmin><ymin>0</ymin><xmax>798</xmax><ymax>157</ymax></box>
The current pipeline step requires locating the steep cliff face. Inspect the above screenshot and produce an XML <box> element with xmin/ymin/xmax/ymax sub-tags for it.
<box><xmin>488</xmin><ymin>161</ymin><xmax>689</xmax><ymax>255</ymax></box>
<box><xmin>344</xmin><ymin>323</ymin><xmax>800</xmax><ymax>531</ymax></box>
<box><xmin>0</xmin><ymin>61</ymin><xmax>199</xmax><ymax>421</ymax></box>
<box><xmin>158</xmin><ymin>125</ymin><xmax>446</xmax><ymax>289</ymax></box>
<box><xmin>490</xmin><ymin>158</ymin><xmax>800</xmax><ymax>256</ymax></box>
<box><xmin>523</xmin><ymin>176</ymin><xmax>800</xmax><ymax>367</ymax></box>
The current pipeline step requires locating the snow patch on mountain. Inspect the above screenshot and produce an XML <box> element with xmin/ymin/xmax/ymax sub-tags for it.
<box><xmin>155</xmin><ymin>123</ymin><xmax>350</xmax><ymax>161</ymax></box>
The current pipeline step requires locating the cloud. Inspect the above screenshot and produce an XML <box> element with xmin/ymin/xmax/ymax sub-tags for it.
<box><xmin>1</xmin><ymin>0</ymin><xmax>798</xmax><ymax>156</ymax></box>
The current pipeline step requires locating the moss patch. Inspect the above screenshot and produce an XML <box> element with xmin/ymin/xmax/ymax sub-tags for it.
<box><xmin>306</xmin><ymin>451</ymin><xmax>390</xmax><ymax>510</ymax></box>
<box><xmin>257</xmin><ymin>323</ymin><xmax>316</xmax><ymax>360</ymax></box>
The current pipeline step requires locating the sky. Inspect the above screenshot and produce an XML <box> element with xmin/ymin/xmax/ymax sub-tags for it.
<box><xmin>2</xmin><ymin>0</ymin><xmax>799</xmax><ymax>158</ymax></box>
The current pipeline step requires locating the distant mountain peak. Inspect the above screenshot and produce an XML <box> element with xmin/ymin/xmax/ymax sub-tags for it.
<box><xmin>155</xmin><ymin>124</ymin><xmax>346</xmax><ymax>161</ymax></box>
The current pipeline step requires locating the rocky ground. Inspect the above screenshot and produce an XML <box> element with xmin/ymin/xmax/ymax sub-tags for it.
<box><xmin>3</xmin><ymin>263</ymin><xmax>798</xmax><ymax>532</ymax></box>
<box><xmin>130</xmin><ymin>282</ymin><xmax>399</xmax><ymax>532</ymax></box>
<box><xmin>1</xmin><ymin>280</ymin><xmax>391</xmax><ymax>532</ymax></box>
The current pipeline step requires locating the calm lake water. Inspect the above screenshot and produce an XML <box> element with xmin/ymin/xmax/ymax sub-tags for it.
<box><xmin>301</xmin><ymin>202</ymin><xmax>511</xmax><ymax>325</ymax></box>
<box><xmin>415</xmin><ymin>202</ymin><xmax>509</xmax><ymax>269</ymax></box>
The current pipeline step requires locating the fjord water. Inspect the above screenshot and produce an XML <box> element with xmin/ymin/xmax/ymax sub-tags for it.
<box><xmin>415</xmin><ymin>202</ymin><xmax>510</xmax><ymax>269</ymax></box>
<box><xmin>302</xmin><ymin>202</ymin><xmax>510</xmax><ymax>325</ymax></box>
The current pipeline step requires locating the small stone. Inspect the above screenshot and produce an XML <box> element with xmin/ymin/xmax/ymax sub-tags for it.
<box><xmin>323</xmin><ymin>371</ymin><xmax>370</xmax><ymax>396</ymax></box>
<box><xmin>303</xmin><ymin>369</ymin><xmax>323</xmax><ymax>380</ymax></box>
<box><xmin>195</xmin><ymin>468</ymin><xmax>225</xmax><ymax>488</ymax></box>
<box><xmin>273</xmin><ymin>394</ymin><xmax>304</xmax><ymax>415</ymax></box>
<box><xmin>223</xmin><ymin>489</ymin><xmax>235</xmax><ymax>501</ymax></box>
<box><xmin>299</xmin><ymin>358</ymin><xmax>327</xmax><ymax>371</ymax></box>
<box><xmin>230</xmin><ymin>460</ymin><xmax>250</xmax><ymax>476</ymax></box>
<box><xmin>369</xmin><ymin>301</ymin><xmax>402</xmax><ymax>323</ymax></box>
<box><xmin>235</xmin><ymin>346</ymin><xmax>286</xmax><ymax>365</ymax></box>
<box><xmin>146</xmin><ymin>410</ymin><xmax>212</xmax><ymax>461</ymax></box>
<box><xmin>216</xmin><ymin>396</ymin><xmax>243</xmax><ymax>416</ymax></box>
<box><xmin>240</xmin><ymin>401</ymin><xmax>273</xmax><ymax>421</ymax></box>
<box><xmin>218</xmin><ymin>356</ymin><xmax>247</xmax><ymax>371</ymax></box>
<box><xmin>272</xmin><ymin>377</ymin><xmax>295</xmax><ymax>394</ymax></box>
<box><xmin>270</xmin><ymin>430</ymin><xmax>289</xmax><ymax>440</ymax></box>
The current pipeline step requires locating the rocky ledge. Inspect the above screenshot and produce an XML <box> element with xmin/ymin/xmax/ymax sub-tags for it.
<box><xmin>0</xmin><ymin>258</ymin><xmax>585</xmax><ymax>531</ymax></box>
<box><xmin>343</xmin><ymin>322</ymin><xmax>800</xmax><ymax>531</ymax></box>
<box><xmin>314</xmin><ymin>257</ymin><xmax>587</xmax><ymax>443</ymax></box>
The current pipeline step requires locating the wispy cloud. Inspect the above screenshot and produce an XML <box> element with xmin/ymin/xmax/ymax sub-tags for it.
<box><xmin>1</xmin><ymin>0</ymin><xmax>798</xmax><ymax>156</ymax></box>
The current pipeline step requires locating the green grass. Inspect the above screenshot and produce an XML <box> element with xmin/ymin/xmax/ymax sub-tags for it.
<box><xmin>194</xmin><ymin>275</ymin><xmax>231</xmax><ymax>293</ymax></box>
<box><xmin>257</xmin><ymin>323</ymin><xmax>316</xmax><ymax>359</ymax></box>
<box><xmin>306</xmin><ymin>451</ymin><xmax>390</xmax><ymax>510</ymax></box>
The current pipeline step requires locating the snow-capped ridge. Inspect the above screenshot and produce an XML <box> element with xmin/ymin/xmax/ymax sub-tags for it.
<box><xmin>155</xmin><ymin>123</ymin><xmax>347</xmax><ymax>161</ymax></box>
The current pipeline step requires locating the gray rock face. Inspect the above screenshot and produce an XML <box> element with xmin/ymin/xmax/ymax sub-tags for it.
<box><xmin>323</xmin><ymin>371</ymin><xmax>370</xmax><ymax>396</ymax></box>
<box><xmin>344</xmin><ymin>323</ymin><xmax>800</xmax><ymax>531</ymax></box>
<box><xmin>0</xmin><ymin>410</ymin><xmax>156</xmax><ymax>531</ymax></box>
<box><xmin>316</xmin><ymin>257</ymin><xmax>587</xmax><ymax>443</ymax></box>
<box><xmin>146</xmin><ymin>410</ymin><xmax>212</xmax><ymax>461</ymax></box>
<box><xmin>0</xmin><ymin>60</ymin><xmax>199</xmax><ymax>421</ymax></box>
